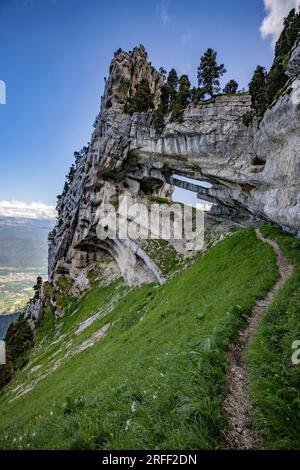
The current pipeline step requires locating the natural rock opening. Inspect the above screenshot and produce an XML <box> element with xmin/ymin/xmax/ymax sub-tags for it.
<box><xmin>48</xmin><ymin>44</ymin><xmax>300</xmax><ymax>291</ymax></box>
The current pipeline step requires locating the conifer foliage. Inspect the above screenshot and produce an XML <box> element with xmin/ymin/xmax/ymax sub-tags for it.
<box><xmin>246</xmin><ymin>7</ymin><xmax>300</xmax><ymax>124</ymax></box>
<box><xmin>124</xmin><ymin>80</ymin><xmax>154</xmax><ymax>115</ymax></box>
<box><xmin>197</xmin><ymin>48</ymin><xmax>226</xmax><ymax>98</ymax></box>
<box><xmin>223</xmin><ymin>80</ymin><xmax>239</xmax><ymax>95</ymax></box>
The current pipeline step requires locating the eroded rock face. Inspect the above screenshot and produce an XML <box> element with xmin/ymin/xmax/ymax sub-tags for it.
<box><xmin>102</xmin><ymin>45</ymin><xmax>163</xmax><ymax>112</ymax></box>
<box><xmin>25</xmin><ymin>284</ymin><xmax>44</xmax><ymax>327</ymax></box>
<box><xmin>287</xmin><ymin>40</ymin><xmax>300</xmax><ymax>79</ymax></box>
<box><xmin>253</xmin><ymin>91</ymin><xmax>300</xmax><ymax>233</ymax></box>
<box><xmin>49</xmin><ymin>45</ymin><xmax>300</xmax><ymax>286</ymax></box>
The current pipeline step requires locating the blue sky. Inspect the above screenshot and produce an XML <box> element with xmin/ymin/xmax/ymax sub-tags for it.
<box><xmin>0</xmin><ymin>0</ymin><xmax>296</xmax><ymax>216</ymax></box>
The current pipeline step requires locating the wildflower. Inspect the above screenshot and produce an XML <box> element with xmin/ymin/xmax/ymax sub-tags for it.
<box><xmin>153</xmin><ymin>393</ymin><xmax>158</xmax><ymax>400</ymax></box>
<box><xmin>131</xmin><ymin>401</ymin><xmax>137</xmax><ymax>412</ymax></box>
<box><xmin>125</xmin><ymin>419</ymin><xmax>131</xmax><ymax>432</ymax></box>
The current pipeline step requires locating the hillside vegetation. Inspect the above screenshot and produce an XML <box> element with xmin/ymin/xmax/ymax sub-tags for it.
<box><xmin>246</xmin><ymin>226</ymin><xmax>300</xmax><ymax>449</ymax></box>
<box><xmin>0</xmin><ymin>228</ymin><xmax>281</xmax><ymax>450</ymax></box>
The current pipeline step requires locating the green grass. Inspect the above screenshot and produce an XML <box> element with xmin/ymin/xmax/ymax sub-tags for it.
<box><xmin>0</xmin><ymin>228</ymin><xmax>278</xmax><ymax>450</ymax></box>
<box><xmin>246</xmin><ymin>225</ymin><xmax>300</xmax><ymax>449</ymax></box>
<box><xmin>55</xmin><ymin>275</ymin><xmax>75</xmax><ymax>295</ymax></box>
<box><xmin>141</xmin><ymin>239</ymin><xmax>187</xmax><ymax>276</ymax></box>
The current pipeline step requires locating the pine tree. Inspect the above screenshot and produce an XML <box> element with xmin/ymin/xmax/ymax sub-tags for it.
<box><xmin>160</xmin><ymin>84</ymin><xmax>170</xmax><ymax>112</ymax></box>
<box><xmin>178</xmin><ymin>75</ymin><xmax>191</xmax><ymax>107</ymax></box>
<box><xmin>159</xmin><ymin>67</ymin><xmax>167</xmax><ymax>81</ymax></box>
<box><xmin>74</xmin><ymin>144</ymin><xmax>89</xmax><ymax>167</ymax></box>
<box><xmin>33</xmin><ymin>276</ymin><xmax>43</xmax><ymax>299</ymax></box>
<box><xmin>167</xmin><ymin>69</ymin><xmax>179</xmax><ymax>90</ymax></box>
<box><xmin>93</xmin><ymin>113</ymin><xmax>100</xmax><ymax>128</ymax></box>
<box><xmin>223</xmin><ymin>79</ymin><xmax>239</xmax><ymax>94</ymax></box>
<box><xmin>197</xmin><ymin>48</ymin><xmax>226</xmax><ymax>97</ymax></box>
<box><xmin>249</xmin><ymin>66</ymin><xmax>268</xmax><ymax>116</ymax></box>
<box><xmin>275</xmin><ymin>8</ymin><xmax>300</xmax><ymax>58</ymax></box>
<box><xmin>169</xmin><ymin>75</ymin><xmax>191</xmax><ymax>122</ymax></box>
<box><xmin>114</xmin><ymin>48</ymin><xmax>123</xmax><ymax>57</ymax></box>
<box><xmin>166</xmin><ymin>68</ymin><xmax>179</xmax><ymax>106</ymax></box>
<box><xmin>153</xmin><ymin>103</ymin><xmax>165</xmax><ymax>132</ymax></box>
<box><xmin>48</xmin><ymin>228</ymin><xmax>56</xmax><ymax>243</ymax></box>
<box><xmin>124</xmin><ymin>79</ymin><xmax>154</xmax><ymax>115</ymax></box>
<box><xmin>266</xmin><ymin>7</ymin><xmax>300</xmax><ymax>105</ymax></box>
<box><xmin>247</xmin><ymin>8</ymin><xmax>300</xmax><ymax>118</ymax></box>
<box><xmin>153</xmin><ymin>83</ymin><xmax>170</xmax><ymax>132</ymax></box>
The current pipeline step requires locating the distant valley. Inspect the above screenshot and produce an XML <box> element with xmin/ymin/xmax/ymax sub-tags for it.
<box><xmin>0</xmin><ymin>217</ymin><xmax>54</xmax><ymax>313</ymax></box>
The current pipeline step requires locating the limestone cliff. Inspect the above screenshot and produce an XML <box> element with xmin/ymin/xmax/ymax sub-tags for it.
<box><xmin>48</xmin><ymin>44</ymin><xmax>300</xmax><ymax>290</ymax></box>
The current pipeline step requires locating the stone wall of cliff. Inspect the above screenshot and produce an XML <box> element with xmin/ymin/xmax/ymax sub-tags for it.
<box><xmin>48</xmin><ymin>44</ymin><xmax>300</xmax><ymax>289</ymax></box>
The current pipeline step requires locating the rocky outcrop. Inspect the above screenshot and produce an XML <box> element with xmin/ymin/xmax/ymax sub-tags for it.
<box><xmin>24</xmin><ymin>283</ymin><xmax>44</xmax><ymax>327</ymax></box>
<box><xmin>102</xmin><ymin>45</ymin><xmax>163</xmax><ymax>112</ymax></box>
<box><xmin>287</xmin><ymin>39</ymin><xmax>300</xmax><ymax>79</ymax></box>
<box><xmin>49</xmin><ymin>44</ymin><xmax>300</xmax><ymax>287</ymax></box>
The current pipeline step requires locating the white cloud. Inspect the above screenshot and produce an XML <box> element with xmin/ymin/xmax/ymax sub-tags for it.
<box><xmin>0</xmin><ymin>200</ymin><xmax>56</xmax><ymax>219</ymax></box>
<box><xmin>261</xmin><ymin>0</ymin><xmax>300</xmax><ymax>47</ymax></box>
<box><xmin>157</xmin><ymin>0</ymin><xmax>171</xmax><ymax>26</ymax></box>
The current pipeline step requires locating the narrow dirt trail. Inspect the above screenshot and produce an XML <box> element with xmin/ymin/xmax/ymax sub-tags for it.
<box><xmin>223</xmin><ymin>228</ymin><xmax>294</xmax><ymax>450</ymax></box>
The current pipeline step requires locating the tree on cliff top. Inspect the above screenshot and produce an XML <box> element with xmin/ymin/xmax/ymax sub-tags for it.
<box><xmin>124</xmin><ymin>79</ymin><xmax>154</xmax><ymax>115</ymax></box>
<box><xmin>170</xmin><ymin>74</ymin><xmax>191</xmax><ymax>122</ymax></box>
<box><xmin>249</xmin><ymin>66</ymin><xmax>268</xmax><ymax>116</ymax></box>
<box><xmin>178</xmin><ymin>75</ymin><xmax>191</xmax><ymax>107</ymax></box>
<box><xmin>197</xmin><ymin>48</ymin><xmax>226</xmax><ymax>98</ymax></box>
<box><xmin>266</xmin><ymin>7</ymin><xmax>300</xmax><ymax>105</ymax></box>
<box><xmin>247</xmin><ymin>7</ymin><xmax>300</xmax><ymax>122</ymax></box>
<box><xmin>166</xmin><ymin>69</ymin><xmax>179</xmax><ymax>102</ymax></box>
<box><xmin>33</xmin><ymin>276</ymin><xmax>43</xmax><ymax>300</ymax></box>
<box><xmin>223</xmin><ymin>80</ymin><xmax>239</xmax><ymax>95</ymax></box>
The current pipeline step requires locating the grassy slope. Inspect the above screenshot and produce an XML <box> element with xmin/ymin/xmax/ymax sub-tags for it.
<box><xmin>0</xmin><ymin>229</ymin><xmax>278</xmax><ymax>450</ymax></box>
<box><xmin>246</xmin><ymin>225</ymin><xmax>300</xmax><ymax>449</ymax></box>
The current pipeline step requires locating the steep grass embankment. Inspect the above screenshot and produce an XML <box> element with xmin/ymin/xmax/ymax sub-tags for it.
<box><xmin>0</xmin><ymin>228</ymin><xmax>278</xmax><ymax>449</ymax></box>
